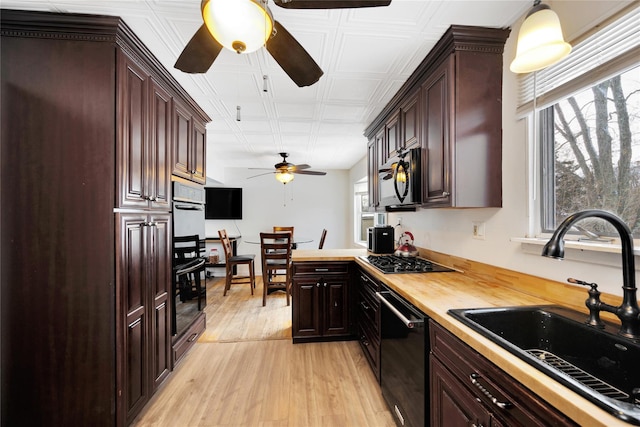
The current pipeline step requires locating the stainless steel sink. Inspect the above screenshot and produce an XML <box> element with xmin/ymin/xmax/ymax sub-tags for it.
<box><xmin>448</xmin><ymin>305</ymin><xmax>640</xmax><ymax>425</ymax></box>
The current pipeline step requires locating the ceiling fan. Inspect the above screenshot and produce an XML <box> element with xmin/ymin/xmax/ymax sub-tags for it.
<box><xmin>248</xmin><ymin>152</ymin><xmax>327</xmax><ymax>184</ymax></box>
<box><xmin>174</xmin><ymin>0</ymin><xmax>392</xmax><ymax>87</ymax></box>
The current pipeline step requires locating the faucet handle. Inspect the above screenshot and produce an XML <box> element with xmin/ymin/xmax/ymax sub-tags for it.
<box><xmin>567</xmin><ymin>277</ymin><xmax>598</xmax><ymax>290</ymax></box>
<box><xmin>567</xmin><ymin>278</ymin><xmax>605</xmax><ymax>329</ymax></box>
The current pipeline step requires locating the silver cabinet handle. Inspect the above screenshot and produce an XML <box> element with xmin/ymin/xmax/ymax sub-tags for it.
<box><xmin>469</xmin><ymin>373</ymin><xmax>513</xmax><ymax>410</ymax></box>
<box><xmin>442</xmin><ymin>191</ymin><xmax>450</xmax><ymax>196</ymax></box>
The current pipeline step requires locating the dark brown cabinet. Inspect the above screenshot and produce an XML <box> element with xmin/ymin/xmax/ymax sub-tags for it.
<box><xmin>292</xmin><ymin>262</ymin><xmax>353</xmax><ymax>343</ymax></box>
<box><xmin>420</xmin><ymin>28</ymin><xmax>508</xmax><ymax>208</ymax></box>
<box><xmin>1</xmin><ymin>10</ymin><xmax>209</xmax><ymax>427</ymax></box>
<box><xmin>385</xmin><ymin>110</ymin><xmax>401</xmax><ymax>161</ymax></box>
<box><xmin>422</xmin><ymin>58</ymin><xmax>451</xmax><ymax>205</ymax></box>
<box><xmin>118</xmin><ymin>52</ymin><xmax>172</xmax><ymax>210</ymax></box>
<box><xmin>172</xmin><ymin>98</ymin><xmax>207</xmax><ymax>184</ymax></box>
<box><xmin>364</xmin><ymin>26</ymin><xmax>510</xmax><ymax>209</ymax></box>
<box><xmin>356</xmin><ymin>268</ymin><xmax>381</xmax><ymax>382</ymax></box>
<box><xmin>117</xmin><ymin>213</ymin><xmax>171</xmax><ymax>425</ymax></box>
<box><xmin>429</xmin><ymin>321</ymin><xmax>577</xmax><ymax>427</ymax></box>
<box><xmin>400</xmin><ymin>91</ymin><xmax>420</xmax><ymax>150</ymax></box>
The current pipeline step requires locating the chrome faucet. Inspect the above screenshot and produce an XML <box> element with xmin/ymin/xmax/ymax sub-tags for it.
<box><xmin>542</xmin><ymin>209</ymin><xmax>640</xmax><ymax>340</ymax></box>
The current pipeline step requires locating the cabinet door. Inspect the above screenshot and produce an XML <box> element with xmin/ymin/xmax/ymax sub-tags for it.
<box><xmin>430</xmin><ymin>355</ymin><xmax>491</xmax><ymax>427</ymax></box>
<box><xmin>322</xmin><ymin>277</ymin><xmax>350</xmax><ymax>337</ymax></box>
<box><xmin>149</xmin><ymin>214</ymin><xmax>171</xmax><ymax>391</ymax></box>
<box><xmin>192</xmin><ymin>120</ymin><xmax>207</xmax><ymax>184</ymax></box>
<box><xmin>149</xmin><ymin>79</ymin><xmax>172</xmax><ymax>209</ymax></box>
<box><xmin>172</xmin><ymin>99</ymin><xmax>192</xmax><ymax>180</ymax></box>
<box><xmin>422</xmin><ymin>57</ymin><xmax>452</xmax><ymax>206</ymax></box>
<box><xmin>401</xmin><ymin>91</ymin><xmax>420</xmax><ymax>150</ymax></box>
<box><xmin>118</xmin><ymin>214</ymin><xmax>150</xmax><ymax>425</ymax></box>
<box><xmin>385</xmin><ymin>110</ymin><xmax>401</xmax><ymax>159</ymax></box>
<box><xmin>292</xmin><ymin>276</ymin><xmax>322</xmax><ymax>338</ymax></box>
<box><xmin>118</xmin><ymin>52</ymin><xmax>149</xmax><ymax>209</ymax></box>
<box><xmin>375</xmin><ymin>127</ymin><xmax>387</xmax><ymax>167</ymax></box>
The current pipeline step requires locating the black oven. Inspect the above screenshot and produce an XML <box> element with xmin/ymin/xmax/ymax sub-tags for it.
<box><xmin>379</xmin><ymin>147</ymin><xmax>421</xmax><ymax>209</ymax></box>
<box><xmin>171</xmin><ymin>179</ymin><xmax>206</xmax><ymax>337</ymax></box>
<box><xmin>376</xmin><ymin>285</ymin><xmax>428</xmax><ymax>427</ymax></box>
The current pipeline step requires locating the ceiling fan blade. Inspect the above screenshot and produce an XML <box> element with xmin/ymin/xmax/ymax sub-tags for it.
<box><xmin>274</xmin><ymin>0</ymin><xmax>391</xmax><ymax>8</ymax></box>
<box><xmin>266</xmin><ymin>21</ymin><xmax>323</xmax><ymax>87</ymax></box>
<box><xmin>294</xmin><ymin>170</ymin><xmax>327</xmax><ymax>176</ymax></box>
<box><xmin>174</xmin><ymin>24</ymin><xmax>223</xmax><ymax>73</ymax></box>
<box><xmin>247</xmin><ymin>171</ymin><xmax>276</xmax><ymax>179</ymax></box>
<box><xmin>292</xmin><ymin>164</ymin><xmax>311</xmax><ymax>170</ymax></box>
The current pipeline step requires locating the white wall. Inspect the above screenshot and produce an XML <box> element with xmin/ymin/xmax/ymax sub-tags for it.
<box><xmin>381</xmin><ymin>1</ymin><xmax>636</xmax><ymax>298</ymax></box>
<box><xmin>204</xmin><ymin>167</ymin><xmax>350</xmax><ymax>274</ymax></box>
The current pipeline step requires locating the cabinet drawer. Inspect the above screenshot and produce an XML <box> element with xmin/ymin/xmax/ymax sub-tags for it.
<box><xmin>430</xmin><ymin>321</ymin><xmax>576</xmax><ymax>426</ymax></box>
<box><xmin>358</xmin><ymin>288</ymin><xmax>379</xmax><ymax>334</ymax></box>
<box><xmin>172</xmin><ymin>312</ymin><xmax>205</xmax><ymax>367</ymax></box>
<box><xmin>358</xmin><ymin>323</ymin><xmax>380</xmax><ymax>381</ymax></box>
<box><xmin>358</xmin><ymin>270</ymin><xmax>379</xmax><ymax>297</ymax></box>
<box><xmin>293</xmin><ymin>262</ymin><xmax>350</xmax><ymax>275</ymax></box>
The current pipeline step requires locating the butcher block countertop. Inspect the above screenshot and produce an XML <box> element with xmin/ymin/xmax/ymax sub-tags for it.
<box><xmin>292</xmin><ymin>248</ymin><xmax>630</xmax><ymax>427</ymax></box>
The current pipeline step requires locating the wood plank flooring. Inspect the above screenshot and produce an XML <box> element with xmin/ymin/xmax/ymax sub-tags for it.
<box><xmin>131</xmin><ymin>277</ymin><xmax>395</xmax><ymax>426</ymax></box>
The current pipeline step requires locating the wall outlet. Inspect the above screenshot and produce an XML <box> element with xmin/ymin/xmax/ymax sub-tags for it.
<box><xmin>397</xmin><ymin>216</ymin><xmax>402</xmax><ymax>226</ymax></box>
<box><xmin>472</xmin><ymin>221</ymin><xmax>485</xmax><ymax>240</ymax></box>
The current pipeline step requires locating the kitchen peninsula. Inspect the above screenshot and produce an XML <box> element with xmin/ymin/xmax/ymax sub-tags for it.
<box><xmin>292</xmin><ymin>248</ymin><xmax>630</xmax><ymax>427</ymax></box>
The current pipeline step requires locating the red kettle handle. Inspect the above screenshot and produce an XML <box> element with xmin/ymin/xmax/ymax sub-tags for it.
<box><xmin>403</xmin><ymin>231</ymin><xmax>414</xmax><ymax>242</ymax></box>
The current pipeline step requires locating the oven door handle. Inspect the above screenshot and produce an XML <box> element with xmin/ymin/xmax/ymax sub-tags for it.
<box><xmin>175</xmin><ymin>258</ymin><xmax>206</xmax><ymax>275</ymax></box>
<box><xmin>376</xmin><ymin>291</ymin><xmax>423</xmax><ymax>328</ymax></box>
<box><xmin>174</xmin><ymin>204</ymin><xmax>204</xmax><ymax>211</ymax></box>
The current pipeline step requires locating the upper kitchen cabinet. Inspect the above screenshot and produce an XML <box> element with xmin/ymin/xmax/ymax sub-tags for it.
<box><xmin>365</xmin><ymin>25</ymin><xmax>509</xmax><ymax>209</ymax></box>
<box><xmin>118</xmin><ymin>52</ymin><xmax>172</xmax><ymax>210</ymax></box>
<box><xmin>422</xmin><ymin>27</ymin><xmax>509</xmax><ymax>207</ymax></box>
<box><xmin>172</xmin><ymin>98</ymin><xmax>207</xmax><ymax>185</ymax></box>
<box><xmin>400</xmin><ymin>91</ymin><xmax>420</xmax><ymax>151</ymax></box>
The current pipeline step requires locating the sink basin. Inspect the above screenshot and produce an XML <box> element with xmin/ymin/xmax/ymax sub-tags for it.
<box><xmin>448</xmin><ymin>305</ymin><xmax>640</xmax><ymax>425</ymax></box>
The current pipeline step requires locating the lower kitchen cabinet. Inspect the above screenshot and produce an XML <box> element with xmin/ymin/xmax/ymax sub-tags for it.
<box><xmin>356</xmin><ymin>267</ymin><xmax>381</xmax><ymax>382</ymax></box>
<box><xmin>117</xmin><ymin>213</ymin><xmax>172</xmax><ymax>425</ymax></box>
<box><xmin>429</xmin><ymin>321</ymin><xmax>577</xmax><ymax>427</ymax></box>
<box><xmin>292</xmin><ymin>262</ymin><xmax>354</xmax><ymax>343</ymax></box>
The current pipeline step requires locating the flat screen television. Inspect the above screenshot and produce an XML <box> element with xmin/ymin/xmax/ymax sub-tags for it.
<box><xmin>205</xmin><ymin>187</ymin><xmax>243</xmax><ymax>220</ymax></box>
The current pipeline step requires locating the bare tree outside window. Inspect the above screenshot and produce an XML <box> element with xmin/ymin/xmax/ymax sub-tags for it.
<box><xmin>543</xmin><ymin>65</ymin><xmax>640</xmax><ymax>238</ymax></box>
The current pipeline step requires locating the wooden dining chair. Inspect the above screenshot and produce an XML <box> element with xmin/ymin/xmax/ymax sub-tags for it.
<box><xmin>318</xmin><ymin>229</ymin><xmax>327</xmax><ymax>249</ymax></box>
<box><xmin>218</xmin><ymin>229</ymin><xmax>255</xmax><ymax>296</ymax></box>
<box><xmin>260</xmin><ymin>232</ymin><xmax>293</xmax><ymax>306</ymax></box>
<box><xmin>273</xmin><ymin>226</ymin><xmax>296</xmax><ymax>249</ymax></box>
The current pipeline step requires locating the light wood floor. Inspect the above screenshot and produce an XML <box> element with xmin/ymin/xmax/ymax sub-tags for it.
<box><xmin>131</xmin><ymin>277</ymin><xmax>395</xmax><ymax>427</ymax></box>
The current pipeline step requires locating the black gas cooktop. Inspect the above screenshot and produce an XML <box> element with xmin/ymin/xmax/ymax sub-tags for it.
<box><xmin>361</xmin><ymin>254</ymin><xmax>455</xmax><ymax>274</ymax></box>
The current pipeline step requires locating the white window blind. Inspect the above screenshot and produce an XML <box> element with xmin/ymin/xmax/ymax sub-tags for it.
<box><xmin>516</xmin><ymin>4</ymin><xmax>640</xmax><ymax>115</ymax></box>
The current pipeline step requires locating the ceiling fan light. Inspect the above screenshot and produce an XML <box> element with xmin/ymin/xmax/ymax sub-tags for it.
<box><xmin>202</xmin><ymin>0</ymin><xmax>273</xmax><ymax>54</ymax></box>
<box><xmin>275</xmin><ymin>171</ymin><xmax>295</xmax><ymax>184</ymax></box>
<box><xmin>510</xmin><ymin>3</ymin><xmax>571</xmax><ymax>73</ymax></box>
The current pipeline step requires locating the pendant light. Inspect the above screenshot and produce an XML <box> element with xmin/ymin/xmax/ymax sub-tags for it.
<box><xmin>202</xmin><ymin>0</ymin><xmax>273</xmax><ymax>54</ymax></box>
<box><xmin>510</xmin><ymin>0</ymin><xmax>571</xmax><ymax>73</ymax></box>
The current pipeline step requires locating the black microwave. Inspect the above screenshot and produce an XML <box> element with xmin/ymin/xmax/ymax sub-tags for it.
<box><xmin>378</xmin><ymin>147</ymin><xmax>421</xmax><ymax>209</ymax></box>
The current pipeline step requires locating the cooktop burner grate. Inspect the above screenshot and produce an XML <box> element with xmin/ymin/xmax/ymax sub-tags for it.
<box><xmin>363</xmin><ymin>255</ymin><xmax>454</xmax><ymax>274</ymax></box>
<box><xmin>526</xmin><ymin>349</ymin><xmax>635</xmax><ymax>403</ymax></box>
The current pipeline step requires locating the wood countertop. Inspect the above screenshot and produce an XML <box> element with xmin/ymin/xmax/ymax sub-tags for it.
<box><xmin>292</xmin><ymin>249</ymin><xmax>632</xmax><ymax>427</ymax></box>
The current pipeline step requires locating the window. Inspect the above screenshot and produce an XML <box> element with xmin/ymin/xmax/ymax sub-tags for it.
<box><xmin>354</xmin><ymin>180</ymin><xmax>373</xmax><ymax>245</ymax></box>
<box><xmin>516</xmin><ymin>5</ymin><xmax>640</xmax><ymax>239</ymax></box>
<box><xmin>540</xmin><ymin>65</ymin><xmax>640</xmax><ymax>238</ymax></box>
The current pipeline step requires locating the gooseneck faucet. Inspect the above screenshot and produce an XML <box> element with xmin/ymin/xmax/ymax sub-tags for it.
<box><xmin>542</xmin><ymin>209</ymin><xmax>640</xmax><ymax>340</ymax></box>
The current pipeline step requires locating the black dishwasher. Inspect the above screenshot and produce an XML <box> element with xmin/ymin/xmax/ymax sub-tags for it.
<box><xmin>376</xmin><ymin>285</ymin><xmax>428</xmax><ymax>427</ymax></box>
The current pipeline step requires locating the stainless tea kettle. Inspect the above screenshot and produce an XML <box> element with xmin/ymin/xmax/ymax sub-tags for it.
<box><xmin>395</xmin><ymin>231</ymin><xmax>419</xmax><ymax>257</ymax></box>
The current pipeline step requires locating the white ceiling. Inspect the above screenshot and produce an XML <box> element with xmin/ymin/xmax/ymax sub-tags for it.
<box><xmin>2</xmin><ymin>0</ymin><xmax>530</xmax><ymax>172</ymax></box>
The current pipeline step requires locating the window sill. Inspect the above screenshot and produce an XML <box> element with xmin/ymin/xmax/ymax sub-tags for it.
<box><xmin>511</xmin><ymin>237</ymin><xmax>640</xmax><ymax>269</ymax></box>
